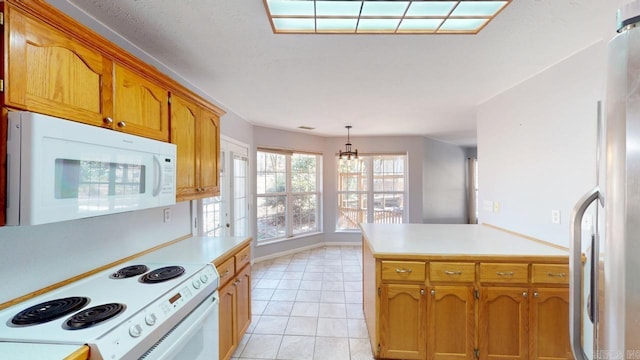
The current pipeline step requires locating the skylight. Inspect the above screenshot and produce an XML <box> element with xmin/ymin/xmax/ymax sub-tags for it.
<box><xmin>263</xmin><ymin>0</ymin><xmax>511</xmax><ymax>34</ymax></box>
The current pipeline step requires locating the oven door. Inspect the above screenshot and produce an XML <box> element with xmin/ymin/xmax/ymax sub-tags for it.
<box><xmin>140</xmin><ymin>291</ymin><xmax>219</xmax><ymax>360</ymax></box>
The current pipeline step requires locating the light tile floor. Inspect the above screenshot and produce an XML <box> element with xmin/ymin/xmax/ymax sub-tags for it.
<box><xmin>231</xmin><ymin>245</ymin><xmax>375</xmax><ymax>360</ymax></box>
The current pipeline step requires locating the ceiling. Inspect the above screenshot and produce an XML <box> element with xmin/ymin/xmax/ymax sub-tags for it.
<box><xmin>63</xmin><ymin>0</ymin><xmax>620</xmax><ymax>146</ymax></box>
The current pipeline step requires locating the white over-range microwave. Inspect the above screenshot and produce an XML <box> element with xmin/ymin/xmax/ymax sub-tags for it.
<box><xmin>6</xmin><ymin>111</ymin><xmax>177</xmax><ymax>226</ymax></box>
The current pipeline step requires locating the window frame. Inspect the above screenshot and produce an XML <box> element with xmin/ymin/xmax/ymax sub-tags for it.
<box><xmin>198</xmin><ymin>137</ymin><xmax>250</xmax><ymax>237</ymax></box>
<box><xmin>256</xmin><ymin>148</ymin><xmax>322</xmax><ymax>245</ymax></box>
<box><xmin>336</xmin><ymin>153</ymin><xmax>407</xmax><ymax>232</ymax></box>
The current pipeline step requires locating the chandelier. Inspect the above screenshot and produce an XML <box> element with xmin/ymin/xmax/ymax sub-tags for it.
<box><xmin>339</xmin><ymin>125</ymin><xmax>358</xmax><ymax>160</ymax></box>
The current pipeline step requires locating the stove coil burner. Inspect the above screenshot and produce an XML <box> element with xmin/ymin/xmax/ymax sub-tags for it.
<box><xmin>63</xmin><ymin>303</ymin><xmax>126</xmax><ymax>330</ymax></box>
<box><xmin>10</xmin><ymin>296</ymin><xmax>89</xmax><ymax>326</ymax></box>
<box><xmin>110</xmin><ymin>264</ymin><xmax>149</xmax><ymax>279</ymax></box>
<box><xmin>139</xmin><ymin>266</ymin><xmax>185</xmax><ymax>284</ymax></box>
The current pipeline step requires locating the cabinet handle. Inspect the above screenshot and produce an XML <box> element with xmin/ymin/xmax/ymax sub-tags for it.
<box><xmin>444</xmin><ymin>270</ymin><xmax>462</xmax><ymax>275</ymax></box>
<box><xmin>496</xmin><ymin>271</ymin><xmax>515</xmax><ymax>276</ymax></box>
<box><xmin>430</xmin><ymin>289</ymin><xmax>436</xmax><ymax>296</ymax></box>
<box><xmin>235</xmin><ymin>278</ymin><xmax>242</xmax><ymax>284</ymax></box>
<box><xmin>103</xmin><ymin>117</ymin><xmax>113</xmax><ymax>125</ymax></box>
<box><xmin>395</xmin><ymin>268</ymin><xmax>413</xmax><ymax>274</ymax></box>
<box><xmin>522</xmin><ymin>291</ymin><xmax>528</xmax><ymax>297</ymax></box>
<box><xmin>221</xmin><ymin>269</ymin><xmax>230</xmax><ymax>278</ymax></box>
<box><xmin>420</xmin><ymin>289</ymin><xmax>425</xmax><ymax>295</ymax></box>
<box><xmin>117</xmin><ymin>121</ymin><xmax>126</xmax><ymax>128</ymax></box>
<box><xmin>547</xmin><ymin>272</ymin><xmax>567</xmax><ymax>277</ymax></box>
<box><xmin>533</xmin><ymin>291</ymin><xmax>539</xmax><ymax>298</ymax></box>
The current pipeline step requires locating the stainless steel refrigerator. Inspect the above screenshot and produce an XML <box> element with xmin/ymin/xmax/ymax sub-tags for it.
<box><xmin>571</xmin><ymin>2</ymin><xmax>640</xmax><ymax>359</ymax></box>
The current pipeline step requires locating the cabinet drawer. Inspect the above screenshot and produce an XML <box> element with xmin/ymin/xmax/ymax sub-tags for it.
<box><xmin>235</xmin><ymin>245</ymin><xmax>251</xmax><ymax>271</ymax></box>
<box><xmin>430</xmin><ymin>262</ymin><xmax>475</xmax><ymax>282</ymax></box>
<box><xmin>479</xmin><ymin>263</ymin><xmax>528</xmax><ymax>283</ymax></box>
<box><xmin>381</xmin><ymin>261</ymin><xmax>426</xmax><ymax>282</ymax></box>
<box><xmin>216</xmin><ymin>257</ymin><xmax>235</xmax><ymax>286</ymax></box>
<box><xmin>532</xmin><ymin>264</ymin><xmax>569</xmax><ymax>284</ymax></box>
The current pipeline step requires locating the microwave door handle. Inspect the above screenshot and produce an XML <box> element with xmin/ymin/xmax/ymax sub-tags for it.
<box><xmin>152</xmin><ymin>155</ymin><xmax>162</xmax><ymax>197</ymax></box>
<box><xmin>570</xmin><ymin>187</ymin><xmax>599</xmax><ymax>360</ymax></box>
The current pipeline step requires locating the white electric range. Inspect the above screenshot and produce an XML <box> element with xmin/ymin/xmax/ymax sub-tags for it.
<box><xmin>0</xmin><ymin>261</ymin><xmax>219</xmax><ymax>360</ymax></box>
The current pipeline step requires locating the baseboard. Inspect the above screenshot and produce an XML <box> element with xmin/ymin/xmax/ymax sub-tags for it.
<box><xmin>252</xmin><ymin>241</ymin><xmax>362</xmax><ymax>264</ymax></box>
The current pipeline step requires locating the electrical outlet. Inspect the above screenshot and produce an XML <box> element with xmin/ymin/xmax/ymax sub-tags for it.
<box><xmin>163</xmin><ymin>208</ymin><xmax>171</xmax><ymax>223</ymax></box>
<box><xmin>493</xmin><ymin>202</ymin><xmax>500</xmax><ymax>213</ymax></box>
<box><xmin>551</xmin><ymin>210</ymin><xmax>561</xmax><ymax>224</ymax></box>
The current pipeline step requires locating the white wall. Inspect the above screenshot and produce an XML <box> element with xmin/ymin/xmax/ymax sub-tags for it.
<box><xmin>0</xmin><ymin>202</ymin><xmax>191</xmax><ymax>303</ymax></box>
<box><xmin>423</xmin><ymin>138</ymin><xmax>469</xmax><ymax>224</ymax></box>
<box><xmin>477</xmin><ymin>42</ymin><xmax>606</xmax><ymax>247</ymax></box>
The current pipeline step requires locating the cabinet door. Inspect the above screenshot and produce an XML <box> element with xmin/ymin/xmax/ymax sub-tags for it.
<box><xmin>6</xmin><ymin>6</ymin><xmax>111</xmax><ymax>125</ymax></box>
<box><xmin>379</xmin><ymin>284</ymin><xmax>426</xmax><ymax>359</ymax></box>
<box><xmin>113</xmin><ymin>64</ymin><xmax>169</xmax><ymax>141</ymax></box>
<box><xmin>170</xmin><ymin>94</ymin><xmax>199</xmax><ymax>200</ymax></box>
<box><xmin>235</xmin><ymin>265</ymin><xmax>252</xmax><ymax>339</ymax></box>
<box><xmin>479</xmin><ymin>287</ymin><xmax>529</xmax><ymax>360</ymax></box>
<box><xmin>199</xmin><ymin>108</ymin><xmax>221</xmax><ymax>196</ymax></box>
<box><xmin>530</xmin><ymin>288</ymin><xmax>572</xmax><ymax>360</ymax></box>
<box><xmin>428</xmin><ymin>286</ymin><xmax>476</xmax><ymax>360</ymax></box>
<box><xmin>219</xmin><ymin>280</ymin><xmax>237</xmax><ymax>360</ymax></box>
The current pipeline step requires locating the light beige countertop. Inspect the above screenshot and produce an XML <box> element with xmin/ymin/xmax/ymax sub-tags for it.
<box><xmin>360</xmin><ymin>223</ymin><xmax>568</xmax><ymax>262</ymax></box>
<box><xmin>0</xmin><ymin>342</ymin><xmax>86</xmax><ymax>360</ymax></box>
<box><xmin>136</xmin><ymin>235</ymin><xmax>251</xmax><ymax>264</ymax></box>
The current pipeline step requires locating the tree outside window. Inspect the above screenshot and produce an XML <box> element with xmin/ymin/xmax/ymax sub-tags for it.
<box><xmin>257</xmin><ymin>150</ymin><xmax>321</xmax><ymax>243</ymax></box>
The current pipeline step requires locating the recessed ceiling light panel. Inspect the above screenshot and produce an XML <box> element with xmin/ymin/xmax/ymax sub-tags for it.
<box><xmin>264</xmin><ymin>0</ymin><xmax>511</xmax><ymax>35</ymax></box>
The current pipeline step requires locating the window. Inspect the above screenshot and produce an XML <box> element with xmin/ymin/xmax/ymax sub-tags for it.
<box><xmin>200</xmin><ymin>139</ymin><xmax>249</xmax><ymax>237</ymax></box>
<box><xmin>257</xmin><ymin>149</ymin><xmax>322</xmax><ymax>243</ymax></box>
<box><xmin>337</xmin><ymin>154</ymin><xmax>406</xmax><ymax>230</ymax></box>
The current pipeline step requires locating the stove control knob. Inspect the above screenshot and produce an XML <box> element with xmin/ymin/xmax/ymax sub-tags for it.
<box><xmin>192</xmin><ymin>279</ymin><xmax>201</xmax><ymax>289</ymax></box>
<box><xmin>145</xmin><ymin>313</ymin><xmax>157</xmax><ymax>326</ymax></box>
<box><xmin>200</xmin><ymin>274</ymin><xmax>209</xmax><ymax>283</ymax></box>
<box><xmin>129</xmin><ymin>324</ymin><xmax>143</xmax><ymax>338</ymax></box>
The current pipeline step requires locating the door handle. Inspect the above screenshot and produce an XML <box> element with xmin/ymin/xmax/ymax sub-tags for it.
<box><xmin>569</xmin><ymin>187</ymin><xmax>599</xmax><ymax>360</ymax></box>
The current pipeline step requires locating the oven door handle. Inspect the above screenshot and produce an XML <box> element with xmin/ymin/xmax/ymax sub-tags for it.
<box><xmin>147</xmin><ymin>293</ymin><xmax>219</xmax><ymax>360</ymax></box>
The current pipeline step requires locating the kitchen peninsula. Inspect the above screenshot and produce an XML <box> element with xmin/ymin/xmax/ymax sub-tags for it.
<box><xmin>361</xmin><ymin>223</ymin><xmax>572</xmax><ymax>360</ymax></box>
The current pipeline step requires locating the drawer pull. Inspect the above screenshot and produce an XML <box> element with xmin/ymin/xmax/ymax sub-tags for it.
<box><xmin>395</xmin><ymin>268</ymin><xmax>413</xmax><ymax>274</ymax></box>
<box><xmin>221</xmin><ymin>269</ymin><xmax>230</xmax><ymax>278</ymax></box>
<box><xmin>496</xmin><ymin>271</ymin><xmax>515</xmax><ymax>276</ymax></box>
<box><xmin>547</xmin><ymin>272</ymin><xmax>567</xmax><ymax>277</ymax></box>
<box><xmin>444</xmin><ymin>270</ymin><xmax>463</xmax><ymax>275</ymax></box>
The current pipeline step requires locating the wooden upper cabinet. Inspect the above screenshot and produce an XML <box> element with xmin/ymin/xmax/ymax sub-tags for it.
<box><xmin>170</xmin><ymin>94</ymin><xmax>221</xmax><ymax>201</ymax></box>
<box><xmin>113</xmin><ymin>64</ymin><xmax>169</xmax><ymax>141</ymax></box>
<box><xmin>171</xmin><ymin>94</ymin><xmax>199</xmax><ymax>199</ymax></box>
<box><xmin>4</xmin><ymin>5</ymin><xmax>112</xmax><ymax>125</ymax></box>
<box><xmin>199</xmin><ymin>108</ymin><xmax>221</xmax><ymax>194</ymax></box>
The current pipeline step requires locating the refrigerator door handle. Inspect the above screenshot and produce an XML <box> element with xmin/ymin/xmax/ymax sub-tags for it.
<box><xmin>570</xmin><ymin>187</ymin><xmax>600</xmax><ymax>360</ymax></box>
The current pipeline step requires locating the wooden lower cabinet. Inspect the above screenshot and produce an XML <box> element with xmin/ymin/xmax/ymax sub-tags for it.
<box><xmin>215</xmin><ymin>242</ymin><xmax>252</xmax><ymax>360</ymax></box>
<box><xmin>529</xmin><ymin>288</ymin><xmax>572</xmax><ymax>360</ymax></box>
<box><xmin>479</xmin><ymin>287</ymin><xmax>529</xmax><ymax>360</ymax></box>
<box><xmin>428</xmin><ymin>286</ymin><xmax>476</xmax><ymax>360</ymax></box>
<box><xmin>219</xmin><ymin>279</ymin><xmax>237</xmax><ymax>360</ymax></box>
<box><xmin>364</xmin><ymin>244</ymin><xmax>572</xmax><ymax>360</ymax></box>
<box><xmin>235</xmin><ymin>265</ymin><xmax>252</xmax><ymax>338</ymax></box>
<box><xmin>379</xmin><ymin>283</ymin><xmax>427</xmax><ymax>359</ymax></box>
